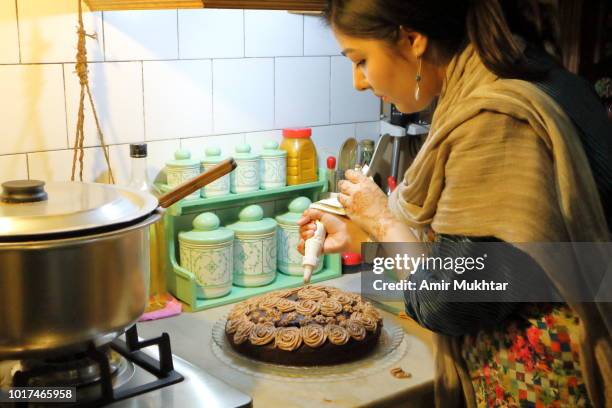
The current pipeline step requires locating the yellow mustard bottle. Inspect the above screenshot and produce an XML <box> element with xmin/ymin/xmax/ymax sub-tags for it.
<box><xmin>280</xmin><ymin>128</ymin><xmax>317</xmax><ymax>185</ymax></box>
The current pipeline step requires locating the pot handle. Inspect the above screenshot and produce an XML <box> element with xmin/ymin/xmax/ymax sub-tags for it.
<box><xmin>157</xmin><ymin>158</ymin><xmax>236</xmax><ymax>208</ymax></box>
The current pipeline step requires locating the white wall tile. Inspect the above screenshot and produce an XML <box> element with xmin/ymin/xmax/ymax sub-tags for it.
<box><xmin>245</xmin><ymin>130</ymin><xmax>282</xmax><ymax>153</ymax></box>
<box><xmin>17</xmin><ymin>0</ymin><xmax>103</xmax><ymax>63</ymax></box>
<box><xmin>146</xmin><ymin>139</ymin><xmax>181</xmax><ymax>183</ymax></box>
<box><xmin>108</xmin><ymin>143</ymin><xmax>130</xmax><ymax>186</ymax></box>
<box><xmin>311</xmin><ymin>124</ymin><xmax>356</xmax><ymax>168</ymax></box>
<box><xmin>304</xmin><ymin>15</ymin><xmax>340</xmax><ymax>56</ymax></box>
<box><xmin>0</xmin><ymin>154</ymin><xmax>28</xmax><ymax>183</ymax></box>
<box><xmin>213</xmin><ymin>58</ymin><xmax>274</xmax><ymax>134</ymax></box>
<box><xmin>178</xmin><ymin>9</ymin><xmax>243</xmax><ymax>59</ymax></box>
<box><xmin>143</xmin><ymin>60</ymin><xmax>212</xmax><ymax>141</ymax></box>
<box><xmin>0</xmin><ymin>64</ymin><xmax>67</xmax><ymax>155</ymax></box>
<box><xmin>330</xmin><ymin>56</ymin><xmax>380</xmax><ymax>123</ymax></box>
<box><xmin>275</xmin><ymin>57</ymin><xmax>330</xmax><ymax>128</ymax></box>
<box><xmin>355</xmin><ymin>121</ymin><xmax>381</xmax><ymax>141</ymax></box>
<box><xmin>180</xmin><ymin>133</ymin><xmax>244</xmax><ymax>162</ymax></box>
<box><xmin>28</xmin><ymin>147</ymin><xmax>112</xmax><ymax>183</ymax></box>
<box><xmin>103</xmin><ymin>10</ymin><xmax>178</xmax><ymax>61</ymax></box>
<box><xmin>244</xmin><ymin>10</ymin><xmax>302</xmax><ymax>57</ymax></box>
<box><xmin>0</xmin><ymin>0</ymin><xmax>20</xmax><ymax>63</ymax></box>
<box><xmin>64</xmin><ymin>62</ymin><xmax>144</xmax><ymax>147</ymax></box>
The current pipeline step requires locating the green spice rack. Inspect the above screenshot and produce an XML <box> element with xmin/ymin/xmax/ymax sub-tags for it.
<box><xmin>159</xmin><ymin>168</ymin><xmax>342</xmax><ymax>312</ymax></box>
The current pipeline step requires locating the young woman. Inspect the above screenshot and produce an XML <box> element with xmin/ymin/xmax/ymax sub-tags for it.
<box><xmin>298</xmin><ymin>1</ymin><xmax>612</xmax><ymax>406</ymax></box>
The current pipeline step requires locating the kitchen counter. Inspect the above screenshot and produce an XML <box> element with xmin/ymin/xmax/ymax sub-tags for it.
<box><xmin>138</xmin><ymin>274</ymin><xmax>435</xmax><ymax>408</ymax></box>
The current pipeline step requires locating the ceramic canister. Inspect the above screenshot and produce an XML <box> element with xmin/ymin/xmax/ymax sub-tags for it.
<box><xmin>230</xmin><ymin>144</ymin><xmax>260</xmax><ymax>193</ymax></box>
<box><xmin>200</xmin><ymin>147</ymin><xmax>230</xmax><ymax>198</ymax></box>
<box><xmin>227</xmin><ymin>205</ymin><xmax>277</xmax><ymax>287</ymax></box>
<box><xmin>178</xmin><ymin>212</ymin><xmax>234</xmax><ymax>299</ymax></box>
<box><xmin>276</xmin><ymin>196</ymin><xmax>324</xmax><ymax>276</ymax></box>
<box><xmin>259</xmin><ymin>140</ymin><xmax>287</xmax><ymax>190</ymax></box>
<box><xmin>166</xmin><ymin>149</ymin><xmax>200</xmax><ymax>200</ymax></box>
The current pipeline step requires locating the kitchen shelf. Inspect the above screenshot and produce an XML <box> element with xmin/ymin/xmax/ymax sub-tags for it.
<box><xmin>84</xmin><ymin>0</ymin><xmax>325</xmax><ymax>11</ymax></box>
<box><xmin>159</xmin><ymin>168</ymin><xmax>342</xmax><ymax>312</ymax></box>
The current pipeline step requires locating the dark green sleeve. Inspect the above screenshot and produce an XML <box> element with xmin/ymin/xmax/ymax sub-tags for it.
<box><xmin>403</xmin><ymin>235</ymin><xmax>558</xmax><ymax>336</ymax></box>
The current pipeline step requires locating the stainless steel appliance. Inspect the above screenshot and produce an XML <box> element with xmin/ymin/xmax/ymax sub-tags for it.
<box><xmin>0</xmin><ymin>325</ymin><xmax>252</xmax><ymax>407</ymax></box>
<box><xmin>0</xmin><ymin>159</ymin><xmax>236</xmax><ymax>360</ymax></box>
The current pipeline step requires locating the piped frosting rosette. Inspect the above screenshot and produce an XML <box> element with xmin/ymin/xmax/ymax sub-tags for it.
<box><xmin>233</xmin><ymin>320</ymin><xmax>255</xmax><ymax>344</ymax></box>
<box><xmin>258</xmin><ymin>296</ymin><xmax>281</xmax><ymax>309</ymax></box>
<box><xmin>275</xmin><ymin>327</ymin><xmax>303</xmax><ymax>351</ymax></box>
<box><xmin>275</xmin><ymin>298</ymin><xmax>297</xmax><ymax>312</ymax></box>
<box><xmin>319</xmin><ymin>299</ymin><xmax>343</xmax><ymax>317</ymax></box>
<box><xmin>345</xmin><ymin>320</ymin><xmax>367</xmax><ymax>341</ymax></box>
<box><xmin>249</xmin><ymin>322</ymin><xmax>276</xmax><ymax>346</ymax></box>
<box><xmin>350</xmin><ymin>312</ymin><xmax>378</xmax><ymax>332</ymax></box>
<box><xmin>325</xmin><ymin>324</ymin><xmax>350</xmax><ymax>345</ymax></box>
<box><xmin>301</xmin><ymin>324</ymin><xmax>327</xmax><ymax>348</ymax></box>
<box><xmin>297</xmin><ymin>288</ymin><xmax>328</xmax><ymax>301</ymax></box>
<box><xmin>225</xmin><ymin>316</ymin><xmax>247</xmax><ymax>334</ymax></box>
<box><xmin>295</xmin><ymin>299</ymin><xmax>320</xmax><ymax>316</ymax></box>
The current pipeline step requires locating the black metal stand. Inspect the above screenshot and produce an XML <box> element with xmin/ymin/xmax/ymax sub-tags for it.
<box><xmin>10</xmin><ymin>324</ymin><xmax>183</xmax><ymax>407</ymax></box>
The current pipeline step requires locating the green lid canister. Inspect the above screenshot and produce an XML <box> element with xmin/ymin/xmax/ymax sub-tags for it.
<box><xmin>230</xmin><ymin>144</ymin><xmax>260</xmax><ymax>193</ymax></box>
<box><xmin>226</xmin><ymin>204</ymin><xmax>277</xmax><ymax>287</ymax></box>
<box><xmin>166</xmin><ymin>149</ymin><xmax>201</xmax><ymax>200</ymax></box>
<box><xmin>275</xmin><ymin>197</ymin><xmax>323</xmax><ymax>276</ymax></box>
<box><xmin>178</xmin><ymin>212</ymin><xmax>234</xmax><ymax>299</ymax></box>
<box><xmin>200</xmin><ymin>147</ymin><xmax>230</xmax><ymax>198</ymax></box>
<box><xmin>260</xmin><ymin>140</ymin><xmax>287</xmax><ymax>190</ymax></box>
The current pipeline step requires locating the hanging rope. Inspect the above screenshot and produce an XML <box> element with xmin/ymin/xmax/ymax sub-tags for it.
<box><xmin>72</xmin><ymin>0</ymin><xmax>114</xmax><ymax>183</ymax></box>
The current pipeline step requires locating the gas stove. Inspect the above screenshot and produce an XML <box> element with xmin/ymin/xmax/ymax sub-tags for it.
<box><xmin>0</xmin><ymin>325</ymin><xmax>251</xmax><ymax>407</ymax></box>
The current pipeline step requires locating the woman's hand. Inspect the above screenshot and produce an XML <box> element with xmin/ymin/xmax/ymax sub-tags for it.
<box><xmin>337</xmin><ymin>169</ymin><xmax>394</xmax><ymax>240</ymax></box>
<box><xmin>297</xmin><ymin>209</ymin><xmax>369</xmax><ymax>255</ymax></box>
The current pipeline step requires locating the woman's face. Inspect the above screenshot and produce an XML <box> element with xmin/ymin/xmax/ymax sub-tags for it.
<box><xmin>333</xmin><ymin>28</ymin><xmax>440</xmax><ymax>114</ymax></box>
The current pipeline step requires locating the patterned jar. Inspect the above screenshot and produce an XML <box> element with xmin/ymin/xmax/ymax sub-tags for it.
<box><xmin>276</xmin><ymin>196</ymin><xmax>324</xmax><ymax>276</ymax></box>
<box><xmin>227</xmin><ymin>205</ymin><xmax>277</xmax><ymax>287</ymax></box>
<box><xmin>230</xmin><ymin>144</ymin><xmax>260</xmax><ymax>193</ymax></box>
<box><xmin>166</xmin><ymin>149</ymin><xmax>200</xmax><ymax>200</ymax></box>
<box><xmin>201</xmin><ymin>147</ymin><xmax>230</xmax><ymax>198</ymax></box>
<box><xmin>259</xmin><ymin>140</ymin><xmax>287</xmax><ymax>190</ymax></box>
<box><xmin>178</xmin><ymin>212</ymin><xmax>234</xmax><ymax>299</ymax></box>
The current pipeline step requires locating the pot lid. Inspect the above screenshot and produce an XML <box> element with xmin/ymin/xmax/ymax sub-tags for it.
<box><xmin>166</xmin><ymin>149</ymin><xmax>199</xmax><ymax>168</ymax></box>
<box><xmin>226</xmin><ymin>205</ymin><xmax>276</xmax><ymax>234</ymax></box>
<box><xmin>261</xmin><ymin>141</ymin><xmax>287</xmax><ymax>158</ymax></box>
<box><xmin>234</xmin><ymin>144</ymin><xmax>259</xmax><ymax>160</ymax></box>
<box><xmin>276</xmin><ymin>196</ymin><xmax>311</xmax><ymax>225</ymax></box>
<box><xmin>0</xmin><ymin>180</ymin><xmax>158</xmax><ymax>238</ymax></box>
<box><xmin>179</xmin><ymin>212</ymin><xmax>234</xmax><ymax>245</ymax></box>
<box><xmin>201</xmin><ymin>147</ymin><xmax>225</xmax><ymax>164</ymax></box>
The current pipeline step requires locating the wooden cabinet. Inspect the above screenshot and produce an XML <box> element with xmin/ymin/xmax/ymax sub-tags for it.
<box><xmin>84</xmin><ymin>0</ymin><xmax>325</xmax><ymax>11</ymax></box>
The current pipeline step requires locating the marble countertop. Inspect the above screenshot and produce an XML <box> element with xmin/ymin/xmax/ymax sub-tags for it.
<box><xmin>138</xmin><ymin>273</ymin><xmax>435</xmax><ymax>408</ymax></box>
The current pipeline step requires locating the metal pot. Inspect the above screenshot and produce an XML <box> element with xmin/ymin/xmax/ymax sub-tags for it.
<box><xmin>0</xmin><ymin>159</ymin><xmax>235</xmax><ymax>359</ymax></box>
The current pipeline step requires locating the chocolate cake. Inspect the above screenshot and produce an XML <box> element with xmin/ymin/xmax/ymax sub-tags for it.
<box><xmin>224</xmin><ymin>285</ymin><xmax>383</xmax><ymax>366</ymax></box>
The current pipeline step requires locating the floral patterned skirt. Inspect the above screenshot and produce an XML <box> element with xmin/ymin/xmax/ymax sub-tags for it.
<box><xmin>461</xmin><ymin>304</ymin><xmax>592</xmax><ymax>407</ymax></box>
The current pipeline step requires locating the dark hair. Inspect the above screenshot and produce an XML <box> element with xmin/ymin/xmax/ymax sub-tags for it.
<box><xmin>324</xmin><ymin>0</ymin><xmax>546</xmax><ymax>80</ymax></box>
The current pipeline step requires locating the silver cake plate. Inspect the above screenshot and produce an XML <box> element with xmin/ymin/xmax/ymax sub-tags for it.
<box><xmin>211</xmin><ymin>316</ymin><xmax>408</xmax><ymax>382</ymax></box>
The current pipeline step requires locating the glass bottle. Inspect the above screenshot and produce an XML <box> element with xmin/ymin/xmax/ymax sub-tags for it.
<box><xmin>127</xmin><ymin>143</ymin><xmax>169</xmax><ymax>314</ymax></box>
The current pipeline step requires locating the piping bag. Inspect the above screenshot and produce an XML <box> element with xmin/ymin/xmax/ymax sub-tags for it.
<box><xmin>302</xmin><ymin>220</ymin><xmax>326</xmax><ymax>284</ymax></box>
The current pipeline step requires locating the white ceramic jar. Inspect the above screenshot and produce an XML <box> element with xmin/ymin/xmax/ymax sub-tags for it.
<box><xmin>200</xmin><ymin>147</ymin><xmax>230</xmax><ymax>198</ymax></box>
<box><xmin>259</xmin><ymin>140</ymin><xmax>287</xmax><ymax>189</ymax></box>
<box><xmin>276</xmin><ymin>196</ymin><xmax>324</xmax><ymax>276</ymax></box>
<box><xmin>230</xmin><ymin>144</ymin><xmax>260</xmax><ymax>193</ymax></box>
<box><xmin>178</xmin><ymin>212</ymin><xmax>234</xmax><ymax>299</ymax></box>
<box><xmin>227</xmin><ymin>205</ymin><xmax>277</xmax><ymax>287</ymax></box>
<box><xmin>166</xmin><ymin>149</ymin><xmax>200</xmax><ymax>200</ymax></box>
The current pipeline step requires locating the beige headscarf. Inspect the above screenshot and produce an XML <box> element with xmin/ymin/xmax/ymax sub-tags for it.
<box><xmin>389</xmin><ymin>45</ymin><xmax>611</xmax><ymax>407</ymax></box>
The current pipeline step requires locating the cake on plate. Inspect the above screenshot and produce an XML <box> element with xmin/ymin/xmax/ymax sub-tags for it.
<box><xmin>224</xmin><ymin>285</ymin><xmax>383</xmax><ymax>366</ymax></box>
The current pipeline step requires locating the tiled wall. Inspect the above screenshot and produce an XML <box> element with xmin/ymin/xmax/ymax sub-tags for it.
<box><xmin>0</xmin><ymin>0</ymin><xmax>381</xmax><ymax>186</ymax></box>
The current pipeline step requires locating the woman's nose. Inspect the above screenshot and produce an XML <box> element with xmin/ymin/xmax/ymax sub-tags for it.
<box><xmin>352</xmin><ymin>65</ymin><xmax>370</xmax><ymax>92</ymax></box>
